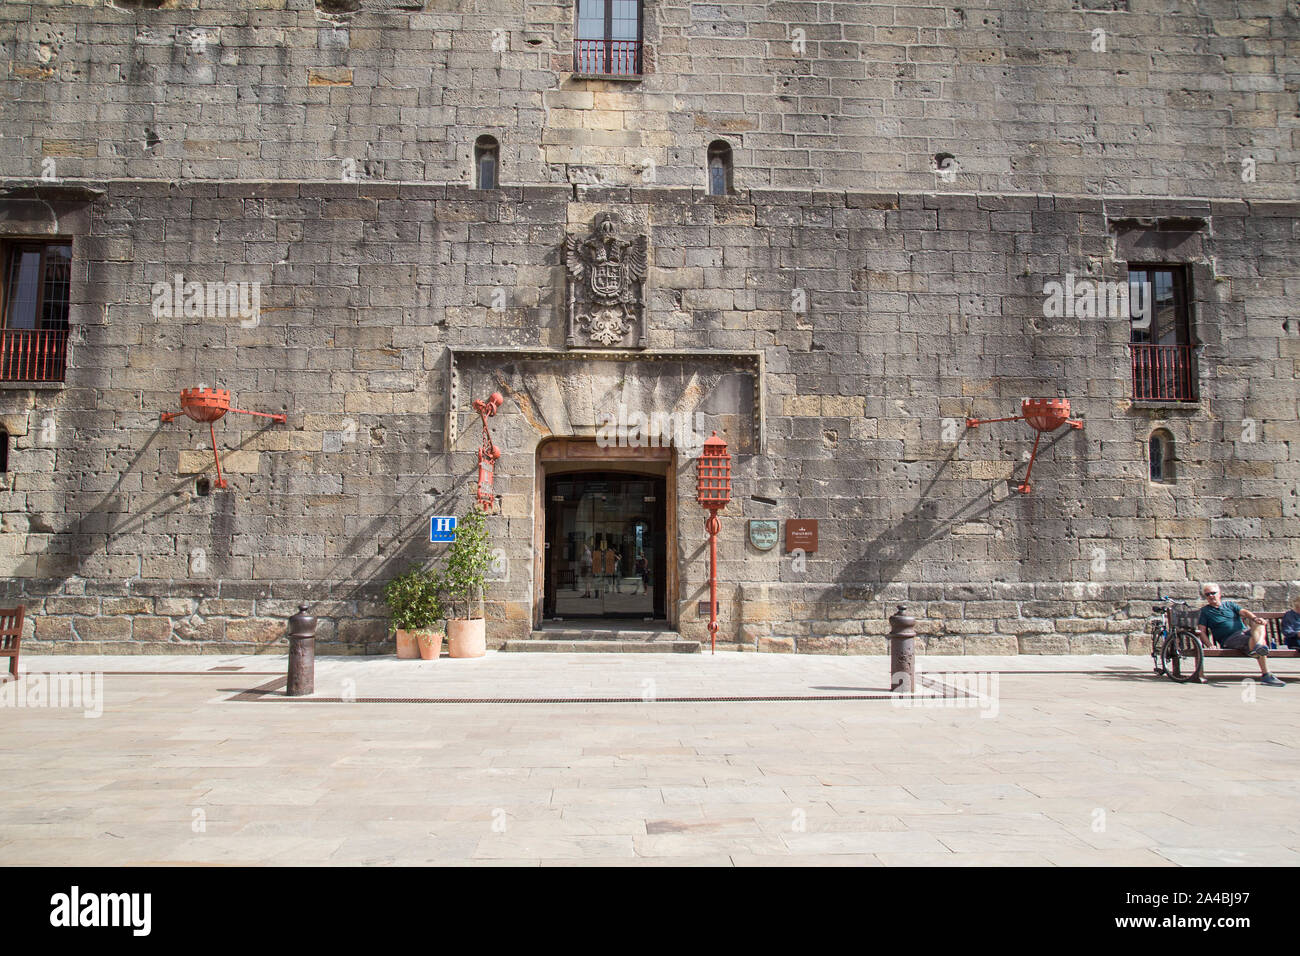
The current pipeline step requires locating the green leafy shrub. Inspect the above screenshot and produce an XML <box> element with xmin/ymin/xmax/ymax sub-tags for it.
<box><xmin>383</xmin><ymin>564</ymin><xmax>445</xmax><ymax>630</ymax></box>
<box><xmin>441</xmin><ymin>505</ymin><xmax>492</xmax><ymax>619</ymax></box>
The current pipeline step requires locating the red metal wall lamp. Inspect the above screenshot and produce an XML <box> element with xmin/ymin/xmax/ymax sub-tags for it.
<box><xmin>472</xmin><ymin>392</ymin><xmax>503</xmax><ymax>513</ymax></box>
<box><xmin>160</xmin><ymin>387</ymin><xmax>286</xmax><ymax>489</ymax></box>
<box><xmin>965</xmin><ymin>397</ymin><xmax>1083</xmax><ymax>494</ymax></box>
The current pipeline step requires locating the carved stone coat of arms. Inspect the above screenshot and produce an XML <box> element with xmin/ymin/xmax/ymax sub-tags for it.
<box><xmin>563</xmin><ymin>213</ymin><xmax>648</xmax><ymax>349</ymax></box>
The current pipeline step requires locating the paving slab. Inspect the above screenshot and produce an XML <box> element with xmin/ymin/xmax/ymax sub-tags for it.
<box><xmin>2</xmin><ymin>652</ymin><xmax>1298</xmax><ymax>866</ymax></box>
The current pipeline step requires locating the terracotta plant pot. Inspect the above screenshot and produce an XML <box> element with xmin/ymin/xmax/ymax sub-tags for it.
<box><xmin>416</xmin><ymin>629</ymin><xmax>445</xmax><ymax>661</ymax></box>
<box><xmin>394</xmin><ymin>628</ymin><xmax>420</xmax><ymax>659</ymax></box>
<box><xmin>446</xmin><ymin>618</ymin><xmax>486</xmax><ymax>658</ymax></box>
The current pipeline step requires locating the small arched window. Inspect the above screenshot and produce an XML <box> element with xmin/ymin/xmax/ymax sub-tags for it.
<box><xmin>707</xmin><ymin>140</ymin><xmax>732</xmax><ymax>196</ymax></box>
<box><xmin>474</xmin><ymin>135</ymin><xmax>499</xmax><ymax>190</ymax></box>
<box><xmin>1149</xmin><ymin>429</ymin><xmax>1175</xmax><ymax>484</ymax></box>
<box><xmin>0</xmin><ymin>429</ymin><xmax>7</xmax><ymax>474</ymax></box>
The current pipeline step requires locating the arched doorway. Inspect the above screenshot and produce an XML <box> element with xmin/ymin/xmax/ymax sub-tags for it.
<box><xmin>535</xmin><ymin>440</ymin><xmax>674</xmax><ymax>626</ymax></box>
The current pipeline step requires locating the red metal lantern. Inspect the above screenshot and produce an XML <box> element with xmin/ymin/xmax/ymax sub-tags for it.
<box><xmin>695</xmin><ymin>432</ymin><xmax>731</xmax><ymax>654</ymax></box>
<box><xmin>160</xmin><ymin>386</ymin><xmax>286</xmax><ymax>489</ymax></box>
<box><xmin>1021</xmin><ymin>397</ymin><xmax>1075</xmax><ymax>433</ymax></box>
<box><xmin>696</xmin><ymin>432</ymin><xmax>732</xmax><ymax>508</ymax></box>
<box><xmin>965</xmin><ymin>397</ymin><xmax>1084</xmax><ymax>494</ymax></box>
<box><xmin>173</xmin><ymin>387</ymin><xmax>231</xmax><ymax>422</ymax></box>
<box><xmin>472</xmin><ymin>392</ymin><xmax>504</xmax><ymax>513</ymax></box>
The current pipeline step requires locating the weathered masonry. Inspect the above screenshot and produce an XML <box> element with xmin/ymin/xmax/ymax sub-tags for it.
<box><xmin>0</xmin><ymin>0</ymin><xmax>1296</xmax><ymax>654</ymax></box>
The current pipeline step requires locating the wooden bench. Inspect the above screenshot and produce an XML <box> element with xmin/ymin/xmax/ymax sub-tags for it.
<box><xmin>0</xmin><ymin>605</ymin><xmax>24</xmax><ymax>682</ymax></box>
<box><xmin>1170</xmin><ymin>608</ymin><xmax>1297</xmax><ymax>681</ymax></box>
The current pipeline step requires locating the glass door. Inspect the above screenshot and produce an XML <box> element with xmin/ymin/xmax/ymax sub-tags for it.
<box><xmin>544</xmin><ymin>471</ymin><xmax>666</xmax><ymax>621</ymax></box>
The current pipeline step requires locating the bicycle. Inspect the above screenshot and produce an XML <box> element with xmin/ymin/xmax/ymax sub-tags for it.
<box><xmin>1148</xmin><ymin>595</ymin><xmax>1203</xmax><ymax>683</ymax></box>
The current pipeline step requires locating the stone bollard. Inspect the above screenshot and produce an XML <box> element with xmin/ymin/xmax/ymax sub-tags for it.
<box><xmin>286</xmin><ymin>604</ymin><xmax>317</xmax><ymax>697</ymax></box>
<box><xmin>888</xmin><ymin>605</ymin><xmax>916</xmax><ymax>693</ymax></box>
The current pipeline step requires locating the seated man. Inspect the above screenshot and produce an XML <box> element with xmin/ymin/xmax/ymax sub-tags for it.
<box><xmin>1197</xmin><ymin>582</ymin><xmax>1283</xmax><ymax>687</ymax></box>
<box><xmin>1282</xmin><ymin>595</ymin><xmax>1300</xmax><ymax>652</ymax></box>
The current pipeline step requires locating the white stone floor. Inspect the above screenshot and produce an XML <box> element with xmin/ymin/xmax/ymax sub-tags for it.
<box><xmin>2</xmin><ymin>651</ymin><xmax>1298</xmax><ymax>866</ymax></box>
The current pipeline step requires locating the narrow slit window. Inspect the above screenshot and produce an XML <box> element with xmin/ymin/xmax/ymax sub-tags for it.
<box><xmin>475</xmin><ymin>135</ymin><xmax>499</xmax><ymax>190</ymax></box>
<box><xmin>1149</xmin><ymin>430</ymin><xmax>1175</xmax><ymax>484</ymax></box>
<box><xmin>707</xmin><ymin>140</ymin><xmax>732</xmax><ymax>196</ymax></box>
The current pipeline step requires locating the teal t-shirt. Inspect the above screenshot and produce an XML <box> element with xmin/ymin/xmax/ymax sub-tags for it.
<box><xmin>1198</xmin><ymin>601</ymin><xmax>1244</xmax><ymax>641</ymax></box>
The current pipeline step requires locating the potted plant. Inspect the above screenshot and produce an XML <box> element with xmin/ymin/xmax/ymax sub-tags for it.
<box><xmin>383</xmin><ymin>564</ymin><xmax>445</xmax><ymax>661</ymax></box>
<box><xmin>415</xmin><ymin>626</ymin><xmax>444</xmax><ymax>661</ymax></box>
<box><xmin>440</xmin><ymin>505</ymin><xmax>492</xmax><ymax>658</ymax></box>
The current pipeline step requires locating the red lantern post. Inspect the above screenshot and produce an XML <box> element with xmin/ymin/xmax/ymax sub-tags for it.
<box><xmin>695</xmin><ymin>432</ymin><xmax>731</xmax><ymax>654</ymax></box>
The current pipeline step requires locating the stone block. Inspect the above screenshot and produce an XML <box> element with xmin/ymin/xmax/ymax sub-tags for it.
<box><xmin>178</xmin><ymin>450</ymin><xmax>261</xmax><ymax>475</ymax></box>
<box><xmin>226</xmin><ymin>618</ymin><xmax>288</xmax><ymax>644</ymax></box>
<box><xmin>72</xmin><ymin>616</ymin><xmax>132</xmax><ymax>643</ymax></box>
<box><xmin>132</xmin><ymin>617</ymin><xmax>174</xmax><ymax>642</ymax></box>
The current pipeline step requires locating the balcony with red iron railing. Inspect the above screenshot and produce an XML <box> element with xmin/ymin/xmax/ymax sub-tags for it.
<box><xmin>573</xmin><ymin>38</ymin><xmax>641</xmax><ymax>77</ymax></box>
<box><xmin>1130</xmin><ymin>343</ymin><xmax>1195</xmax><ymax>402</ymax></box>
<box><xmin>0</xmin><ymin>328</ymin><xmax>69</xmax><ymax>383</ymax></box>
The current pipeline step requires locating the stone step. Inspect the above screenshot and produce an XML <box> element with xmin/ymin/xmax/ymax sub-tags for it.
<box><xmin>500</xmin><ymin>639</ymin><xmax>701</xmax><ymax>654</ymax></box>
<box><xmin>529</xmin><ymin>628</ymin><xmax>681</xmax><ymax>642</ymax></box>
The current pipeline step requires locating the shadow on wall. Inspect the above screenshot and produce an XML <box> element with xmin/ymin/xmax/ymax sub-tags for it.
<box><xmin>38</xmin><ymin>420</ymin><xmax>281</xmax><ymax>582</ymax></box>
<box><xmin>837</xmin><ymin>426</ymin><xmax>1079</xmax><ymax>601</ymax></box>
<box><xmin>30</xmin><ymin>419</ymin><xmax>482</xmax><ymax>624</ymax></box>
<box><xmin>321</xmin><ymin>460</ymin><xmax>481</xmax><ymax>611</ymax></box>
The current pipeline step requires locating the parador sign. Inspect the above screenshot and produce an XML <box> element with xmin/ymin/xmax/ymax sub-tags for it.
<box><xmin>785</xmin><ymin>519</ymin><xmax>818</xmax><ymax>553</ymax></box>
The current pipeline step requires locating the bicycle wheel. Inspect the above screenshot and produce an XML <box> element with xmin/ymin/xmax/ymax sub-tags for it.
<box><xmin>1161</xmin><ymin>629</ymin><xmax>1203</xmax><ymax>684</ymax></box>
<box><xmin>1150</xmin><ymin>623</ymin><xmax>1167</xmax><ymax>676</ymax></box>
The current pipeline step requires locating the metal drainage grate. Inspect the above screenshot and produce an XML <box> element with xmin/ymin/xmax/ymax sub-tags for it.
<box><xmin>26</xmin><ymin>670</ymin><xmax>281</xmax><ymax>677</ymax></box>
<box><xmin>241</xmin><ymin>694</ymin><xmax>914</xmax><ymax>704</ymax></box>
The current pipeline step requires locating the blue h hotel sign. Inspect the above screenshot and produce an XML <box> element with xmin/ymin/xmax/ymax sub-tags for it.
<box><xmin>430</xmin><ymin>516</ymin><xmax>458</xmax><ymax>543</ymax></box>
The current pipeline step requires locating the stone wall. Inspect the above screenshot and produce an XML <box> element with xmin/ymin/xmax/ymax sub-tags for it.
<box><xmin>1</xmin><ymin>0</ymin><xmax>1296</xmax><ymax>196</ymax></box>
<box><xmin>0</xmin><ymin>180</ymin><xmax>1296</xmax><ymax>654</ymax></box>
<box><xmin>0</xmin><ymin>0</ymin><xmax>1296</xmax><ymax>653</ymax></box>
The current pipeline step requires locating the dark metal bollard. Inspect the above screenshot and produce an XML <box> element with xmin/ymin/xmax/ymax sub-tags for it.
<box><xmin>287</xmin><ymin>604</ymin><xmax>316</xmax><ymax>697</ymax></box>
<box><xmin>889</xmin><ymin>605</ymin><xmax>916</xmax><ymax>693</ymax></box>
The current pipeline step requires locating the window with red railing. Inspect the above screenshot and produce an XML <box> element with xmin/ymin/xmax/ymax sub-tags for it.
<box><xmin>1128</xmin><ymin>264</ymin><xmax>1195</xmax><ymax>402</ymax></box>
<box><xmin>574</xmin><ymin>0</ymin><xmax>642</xmax><ymax>76</ymax></box>
<box><xmin>1</xmin><ymin>241</ymin><xmax>71</xmax><ymax>383</ymax></box>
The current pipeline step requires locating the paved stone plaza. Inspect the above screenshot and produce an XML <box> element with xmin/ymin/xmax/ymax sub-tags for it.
<box><xmin>2</xmin><ymin>652</ymin><xmax>1298</xmax><ymax>867</ymax></box>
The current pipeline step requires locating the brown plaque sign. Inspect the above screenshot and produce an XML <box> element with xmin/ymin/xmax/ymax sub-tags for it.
<box><xmin>785</xmin><ymin>519</ymin><xmax>818</xmax><ymax>553</ymax></box>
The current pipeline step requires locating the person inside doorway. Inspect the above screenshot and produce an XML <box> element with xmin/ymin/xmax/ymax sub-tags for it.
<box><xmin>580</xmin><ymin>540</ymin><xmax>594</xmax><ymax>599</ymax></box>
<box><xmin>635</xmin><ymin>552</ymin><xmax>649</xmax><ymax>594</ymax></box>
<box><xmin>604</xmin><ymin>545</ymin><xmax>621</xmax><ymax>594</ymax></box>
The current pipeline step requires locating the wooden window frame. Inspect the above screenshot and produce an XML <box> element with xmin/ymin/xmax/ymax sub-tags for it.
<box><xmin>573</xmin><ymin>0</ymin><xmax>643</xmax><ymax>77</ymax></box>
<box><xmin>2</xmin><ymin>240</ymin><xmax>71</xmax><ymax>332</ymax></box>
<box><xmin>0</xmin><ymin>239</ymin><xmax>73</xmax><ymax>384</ymax></box>
<box><xmin>1127</xmin><ymin>263</ymin><xmax>1197</xmax><ymax>403</ymax></box>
